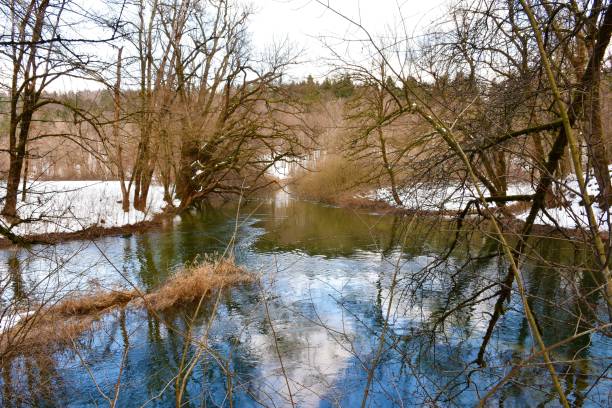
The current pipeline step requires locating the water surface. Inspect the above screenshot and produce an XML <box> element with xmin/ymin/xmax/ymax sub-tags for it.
<box><xmin>1</xmin><ymin>192</ymin><xmax>610</xmax><ymax>407</ymax></box>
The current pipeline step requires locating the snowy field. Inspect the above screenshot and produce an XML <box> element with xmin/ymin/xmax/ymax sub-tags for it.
<box><xmin>0</xmin><ymin>181</ymin><xmax>168</xmax><ymax>236</ymax></box>
<box><xmin>370</xmin><ymin>166</ymin><xmax>611</xmax><ymax>231</ymax></box>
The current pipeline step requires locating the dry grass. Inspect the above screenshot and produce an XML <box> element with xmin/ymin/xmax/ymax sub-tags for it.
<box><xmin>292</xmin><ymin>154</ymin><xmax>370</xmax><ymax>204</ymax></box>
<box><xmin>145</xmin><ymin>257</ymin><xmax>253</xmax><ymax>310</ymax></box>
<box><xmin>3</xmin><ymin>315</ymin><xmax>98</xmax><ymax>356</ymax></box>
<box><xmin>1</xmin><ymin>257</ymin><xmax>252</xmax><ymax>357</ymax></box>
<box><xmin>0</xmin><ymin>290</ymin><xmax>138</xmax><ymax>357</ymax></box>
<box><xmin>52</xmin><ymin>289</ymin><xmax>139</xmax><ymax>315</ymax></box>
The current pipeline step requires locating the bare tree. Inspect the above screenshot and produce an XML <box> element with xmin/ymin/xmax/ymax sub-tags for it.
<box><xmin>0</xmin><ymin>0</ymin><xmax>121</xmax><ymax>223</ymax></box>
<box><xmin>314</xmin><ymin>0</ymin><xmax>612</xmax><ymax>405</ymax></box>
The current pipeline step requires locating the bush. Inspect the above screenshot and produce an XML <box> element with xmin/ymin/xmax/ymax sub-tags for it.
<box><xmin>291</xmin><ymin>155</ymin><xmax>368</xmax><ymax>204</ymax></box>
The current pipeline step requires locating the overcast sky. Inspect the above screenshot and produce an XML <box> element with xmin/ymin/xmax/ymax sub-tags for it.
<box><xmin>47</xmin><ymin>0</ymin><xmax>450</xmax><ymax>91</ymax></box>
<box><xmin>249</xmin><ymin>0</ymin><xmax>450</xmax><ymax>80</ymax></box>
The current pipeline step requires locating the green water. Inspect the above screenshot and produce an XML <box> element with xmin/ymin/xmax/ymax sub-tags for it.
<box><xmin>1</xmin><ymin>192</ymin><xmax>609</xmax><ymax>407</ymax></box>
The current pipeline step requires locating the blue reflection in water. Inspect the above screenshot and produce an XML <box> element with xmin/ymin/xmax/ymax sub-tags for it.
<box><xmin>1</xmin><ymin>192</ymin><xmax>610</xmax><ymax>407</ymax></box>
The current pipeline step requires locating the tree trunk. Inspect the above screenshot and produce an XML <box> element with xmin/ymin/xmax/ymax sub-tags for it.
<box><xmin>3</xmin><ymin>113</ymin><xmax>32</xmax><ymax>219</ymax></box>
<box><xmin>133</xmin><ymin>179</ymin><xmax>145</xmax><ymax>211</ymax></box>
<box><xmin>120</xmin><ymin>182</ymin><xmax>130</xmax><ymax>213</ymax></box>
<box><xmin>113</xmin><ymin>47</ymin><xmax>130</xmax><ymax>213</ymax></box>
<box><xmin>585</xmin><ymin>65</ymin><xmax>612</xmax><ymax>210</ymax></box>
<box><xmin>3</xmin><ymin>157</ymin><xmax>23</xmax><ymax>219</ymax></box>
<box><xmin>20</xmin><ymin>154</ymin><xmax>29</xmax><ymax>202</ymax></box>
<box><xmin>140</xmin><ymin>167</ymin><xmax>155</xmax><ymax>210</ymax></box>
<box><xmin>176</xmin><ymin>139</ymin><xmax>199</xmax><ymax>208</ymax></box>
<box><xmin>162</xmin><ymin>172</ymin><xmax>173</xmax><ymax>205</ymax></box>
<box><xmin>132</xmin><ymin>145</ymin><xmax>151</xmax><ymax>212</ymax></box>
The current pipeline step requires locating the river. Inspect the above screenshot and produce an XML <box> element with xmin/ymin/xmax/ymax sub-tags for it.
<box><xmin>1</xmin><ymin>192</ymin><xmax>610</xmax><ymax>407</ymax></box>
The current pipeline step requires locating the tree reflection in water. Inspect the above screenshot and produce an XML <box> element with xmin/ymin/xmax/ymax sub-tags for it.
<box><xmin>0</xmin><ymin>194</ymin><xmax>609</xmax><ymax>407</ymax></box>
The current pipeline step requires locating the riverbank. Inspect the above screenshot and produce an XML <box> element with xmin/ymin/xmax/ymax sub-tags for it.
<box><xmin>295</xmin><ymin>183</ymin><xmax>610</xmax><ymax>239</ymax></box>
<box><xmin>368</xmin><ymin>180</ymin><xmax>609</xmax><ymax>230</ymax></box>
<box><xmin>350</xmin><ymin>167</ymin><xmax>611</xmax><ymax>233</ymax></box>
<box><xmin>0</xmin><ymin>214</ymin><xmax>171</xmax><ymax>248</ymax></box>
<box><xmin>0</xmin><ymin>181</ymin><xmax>174</xmax><ymax>247</ymax></box>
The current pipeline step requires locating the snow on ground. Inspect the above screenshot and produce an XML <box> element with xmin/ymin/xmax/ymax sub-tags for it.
<box><xmin>370</xmin><ymin>166</ymin><xmax>611</xmax><ymax>231</ymax></box>
<box><xmin>0</xmin><ymin>311</ymin><xmax>32</xmax><ymax>332</ymax></box>
<box><xmin>515</xmin><ymin>167</ymin><xmax>611</xmax><ymax>231</ymax></box>
<box><xmin>0</xmin><ymin>181</ymin><xmax>168</xmax><ymax>236</ymax></box>
<box><xmin>370</xmin><ymin>183</ymin><xmax>534</xmax><ymax>212</ymax></box>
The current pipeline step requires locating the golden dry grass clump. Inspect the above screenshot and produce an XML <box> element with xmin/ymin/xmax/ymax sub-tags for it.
<box><xmin>0</xmin><ymin>290</ymin><xmax>138</xmax><ymax>357</ymax></box>
<box><xmin>1</xmin><ymin>257</ymin><xmax>252</xmax><ymax>357</ymax></box>
<box><xmin>51</xmin><ymin>290</ymin><xmax>139</xmax><ymax>316</ymax></box>
<box><xmin>145</xmin><ymin>257</ymin><xmax>253</xmax><ymax>310</ymax></box>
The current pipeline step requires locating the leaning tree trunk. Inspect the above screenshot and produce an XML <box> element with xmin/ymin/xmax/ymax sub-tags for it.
<box><xmin>176</xmin><ymin>138</ymin><xmax>200</xmax><ymax>208</ymax></box>
<box><xmin>3</xmin><ymin>0</ymin><xmax>48</xmax><ymax>219</ymax></box>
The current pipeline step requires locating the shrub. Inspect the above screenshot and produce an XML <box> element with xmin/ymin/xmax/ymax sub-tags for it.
<box><xmin>291</xmin><ymin>155</ymin><xmax>369</xmax><ymax>204</ymax></box>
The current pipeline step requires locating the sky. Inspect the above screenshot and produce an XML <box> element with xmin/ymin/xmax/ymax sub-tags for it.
<box><xmin>248</xmin><ymin>0</ymin><xmax>450</xmax><ymax>80</ymax></box>
<box><xmin>45</xmin><ymin>0</ymin><xmax>451</xmax><ymax>91</ymax></box>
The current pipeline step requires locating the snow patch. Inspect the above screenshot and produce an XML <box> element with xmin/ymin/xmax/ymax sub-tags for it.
<box><xmin>369</xmin><ymin>166</ymin><xmax>611</xmax><ymax>231</ymax></box>
<box><xmin>0</xmin><ymin>181</ymin><xmax>167</xmax><ymax>236</ymax></box>
<box><xmin>369</xmin><ymin>183</ymin><xmax>533</xmax><ymax>212</ymax></box>
<box><xmin>515</xmin><ymin>166</ymin><xmax>611</xmax><ymax>231</ymax></box>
